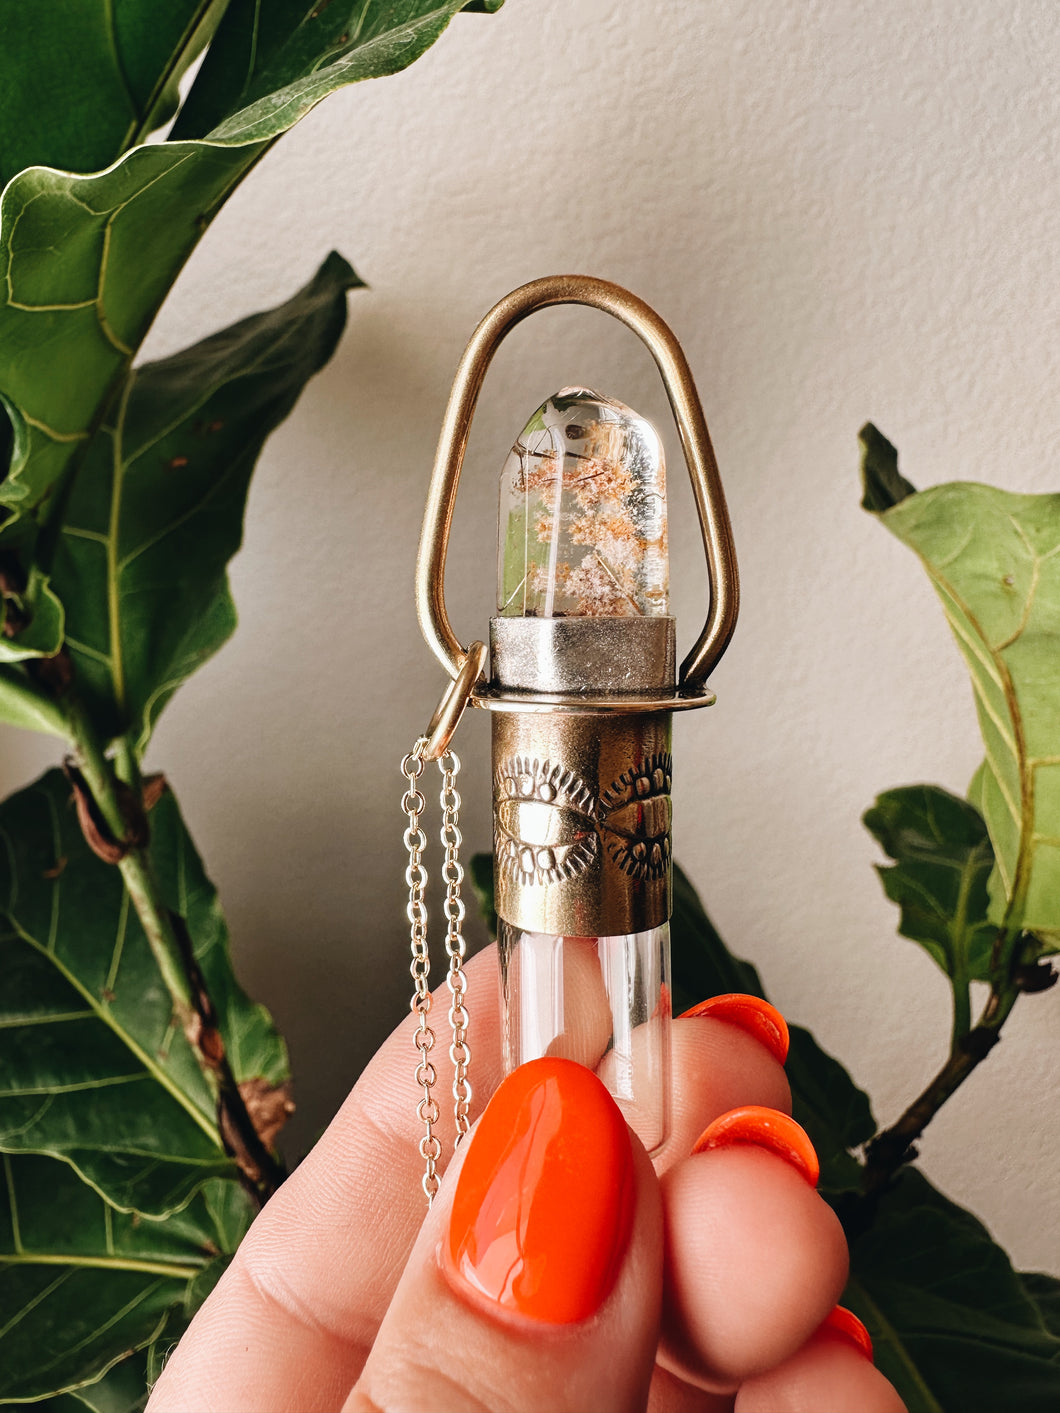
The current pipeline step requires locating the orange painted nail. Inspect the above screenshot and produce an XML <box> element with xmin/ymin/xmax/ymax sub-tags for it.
<box><xmin>679</xmin><ymin>992</ymin><xmax>789</xmax><ymax>1064</ymax></box>
<box><xmin>691</xmin><ymin>1105</ymin><xmax>820</xmax><ymax>1187</ymax></box>
<box><xmin>822</xmin><ymin>1305</ymin><xmax>874</xmax><ymax>1361</ymax></box>
<box><xmin>445</xmin><ymin>1057</ymin><xmax>635</xmax><ymax>1324</ymax></box>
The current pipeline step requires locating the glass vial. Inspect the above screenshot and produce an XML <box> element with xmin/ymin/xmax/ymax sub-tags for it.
<box><xmin>498</xmin><ymin>923</ymin><xmax>672</xmax><ymax>1153</ymax></box>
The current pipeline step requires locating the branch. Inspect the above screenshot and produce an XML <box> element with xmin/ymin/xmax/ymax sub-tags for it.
<box><xmin>66</xmin><ymin>702</ymin><xmax>285</xmax><ymax>1202</ymax></box>
<box><xmin>861</xmin><ymin>992</ymin><xmax>1010</xmax><ymax>1195</ymax></box>
<box><xmin>861</xmin><ymin>935</ymin><xmax>1055</xmax><ymax>1196</ymax></box>
<box><xmin>949</xmin><ymin>962</ymin><xmax>971</xmax><ymax>1051</ymax></box>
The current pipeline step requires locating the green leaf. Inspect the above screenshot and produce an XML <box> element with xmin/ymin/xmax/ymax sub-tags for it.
<box><xmin>147</xmin><ymin>780</ymin><xmax>290</xmax><ymax>1092</ymax></box>
<box><xmin>859</xmin><ymin>422</ymin><xmax>917</xmax><ymax>512</ymax></box>
<box><xmin>0</xmin><ymin>1154</ymin><xmax>250</xmax><ymax>1405</ymax></box>
<box><xmin>1021</xmin><ymin>1272</ymin><xmax>1060</xmax><ymax>1339</ymax></box>
<box><xmin>0</xmin><ymin>767</ymin><xmax>288</xmax><ymax>1216</ymax></box>
<box><xmin>870</xmin><ymin>476</ymin><xmax>1060</xmax><ymax>940</ymax></box>
<box><xmin>0</xmin><ymin>142</ymin><xmax>259</xmax><ymax>544</ymax></box>
<box><xmin>0</xmin><ymin>0</ymin><xmax>495</xmax><ymax>589</ymax></box>
<box><xmin>0</xmin><ymin>665</ymin><xmax>69</xmax><ymax>738</ymax></box>
<box><xmin>864</xmin><ymin>784</ymin><xmax>996</xmax><ymax>984</ymax></box>
<box><xmin>49</xmin><ymin>252</ymin><xmax>362</xmax><ymax>749</ymax></box>
<box><xmin>0</xmin><ymin>565</ymin><xmax>65</xmax><ymax>664</ymax></box>
<box><xmin>845</xmin><ymin>1168</ymin><xmax>1060</xmax><ymax>1413</ymax></box>
<box><xmin>173</xmin><ymin>0</ymin><xmax>500</xmax><ymax>144</ymax></box>
<box><xmin>0</xmin><ymin>0</ymin><xmax>231</xmax><ymax>187</ymax></box>
<box><xmin>469</xmin><ymin>854</ymin><xmax>876</xmax><ymax>1194</ymax></box>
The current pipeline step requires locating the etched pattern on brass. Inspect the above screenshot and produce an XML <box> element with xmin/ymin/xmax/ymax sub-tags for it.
<box><xmin>495</xmin><ymin>751</ymin><xmax>673</xmax><ymax>889</ymax></box>
<box><xmin>599</xmin><ymin>753</ymin><xmax>673</xmax><ymax>881</ymax></box>
<box><xmin>495</xmin><ymin>755</ymin><xmax>598</xmax><ymax>885</ymax></box>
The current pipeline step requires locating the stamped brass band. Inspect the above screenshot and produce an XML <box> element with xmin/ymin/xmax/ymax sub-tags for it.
<box><xmin>491</xmin><ymin>616</ymin><xmax>674</xmax><ymax>936</ymax></box>
<box><xmin>492</xmin><ymin>709</ymin><xmax>673</xmax><ymax>937</ymax></box>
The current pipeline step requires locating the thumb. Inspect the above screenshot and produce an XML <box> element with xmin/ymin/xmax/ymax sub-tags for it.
<box><xmin>346</xmin><ymin>1058</ymin><xmax>662</xmax><ymax>1413</ymax></box>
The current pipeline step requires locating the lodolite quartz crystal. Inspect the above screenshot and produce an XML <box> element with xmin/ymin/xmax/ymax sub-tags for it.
<box><xmin>497</xmin><ymin>387</ymin><xmax>669</xmax><ymax>619</ymax></box>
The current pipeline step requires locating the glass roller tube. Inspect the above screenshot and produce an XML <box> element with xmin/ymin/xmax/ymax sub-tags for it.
<box><xmin>494</xmin><ymin>388</ymin><xmax>673</xmax><ymax>1153</ymax></box>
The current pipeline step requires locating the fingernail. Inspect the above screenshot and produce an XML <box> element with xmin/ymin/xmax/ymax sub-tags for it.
<box><xmin>445</xmin><ymin>1056</ymin><xmax>635</xmax><ymax>1323</ymax></box>
<box><xmin>691</xmin><ymin>1105</ymin><xmax>819</xmax><ymax>1187</ymax></box>
<box><xmin>821</xmin><ymin>1305</ymin><xmax>874</xmax><ymax>1361</ymax></box>
<box><xmin>679</xmin><ymin>992</ymin><xmax>789</xmax><ymax>1064</ymax></box>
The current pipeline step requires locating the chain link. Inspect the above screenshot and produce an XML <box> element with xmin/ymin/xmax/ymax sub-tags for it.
<box><xmin>401</xmin><ymin>739</ymin><xmax>472</xmax><ymax>1206</ymax></box>
<box><xmin>439</xmin><ymin>751</ymin><xmax>472</xmax><ymax>1144</ymax></box>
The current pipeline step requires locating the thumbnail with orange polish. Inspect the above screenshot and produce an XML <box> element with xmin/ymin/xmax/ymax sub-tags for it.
<box><xmin>445</xmin><ymin>1057</ymin><xmax>635</xmax><ymax>1324</ymax></box>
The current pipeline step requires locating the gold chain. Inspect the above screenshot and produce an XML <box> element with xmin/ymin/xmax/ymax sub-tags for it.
<box><xmin>439</xmin><ymin>751</ymin><xmax>472</xmax><ymax>1144</ymax></box>
<box><xmin>401</xmin><ymin>739</ymin><xmax>440</xmax><ymax>1205</ymax></box>
<box><xmin>401</xmin><ymin>739</ymin><xmax>472</xmax><ymax>1206</ymax></box>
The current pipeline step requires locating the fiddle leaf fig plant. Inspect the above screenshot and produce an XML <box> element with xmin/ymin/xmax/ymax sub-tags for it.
<box><xmin>0</xmin><ymin>2</ymin><xmax>502</xmax><ymax>1404</ymax></box>
<box><xmin>0</xmin><ymin>3</ymin><xmax>1056</xmax><ymax>1407</ymax></box>
<box><xmin>712</xmin><ymin>429</ymin><xmax>1060</xmax><ymax>1411</ymax></box>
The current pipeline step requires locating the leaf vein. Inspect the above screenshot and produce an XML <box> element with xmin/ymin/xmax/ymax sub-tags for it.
<box><xmin>1</xmin><ymin>1072</ymin><xmax>147</xmax><ymax>1096</ymax></box>
<box><xmin>0</xmin><ymin>1270</ymin><xmax>71</xmax><ymax>1342</ymax></box>
<box><xmin>0</xmin><ymin>1010</ymin><xmax>95</xmax><ymax>1029</ymax></box>
<box><xmin>5</xmin><ymin>918</ymin><xmax>221</xmax><ymax>1148</ymax></box>
<box><xmin>104</xmin><ymin>890</ymin><xmax>131</xmax><ymax>998</ymax></box>
<box><xmin>3</xmin><ymin>1152</ymin><xmax>22</xmax><ymax>1254</ymax></box>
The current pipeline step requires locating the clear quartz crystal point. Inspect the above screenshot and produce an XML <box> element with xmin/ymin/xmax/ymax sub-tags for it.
<box><xmin>497</xmin><ymin>387</ymin><xmax>669</xmax><ymax>619</ymax></box>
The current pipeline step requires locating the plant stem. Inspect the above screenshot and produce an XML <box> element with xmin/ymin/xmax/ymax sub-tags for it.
<box><xmin>862</xmin><ymin>978</ymin><xmax>1019</xmax><ymax>1196</ymax></box>
<box><xmin>113</xmin><ymin>735</ymin><xmax>141</xmax><ymax>791</ymax></box>
<box><xmin>949</xmin><ymin>964</ymin><xmax>971</xmax><ymax>1051</ymax></box>
<box><xmin>66</xmin><ymin>702</ymin><xmax>284</xmax><ymax>1201</ymax></box>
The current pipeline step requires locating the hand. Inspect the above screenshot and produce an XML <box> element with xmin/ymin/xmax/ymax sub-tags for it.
<box><xmin>148</xmin><ymin>947</ymin><xmax>907</xmax><ymax>1412</ymax></box>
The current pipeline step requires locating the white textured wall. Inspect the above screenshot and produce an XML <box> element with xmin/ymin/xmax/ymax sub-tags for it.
<box><xmin>4</xmin><ymin>0</ymin><xmax>1058</xmax><ymax>1270</ymax></box>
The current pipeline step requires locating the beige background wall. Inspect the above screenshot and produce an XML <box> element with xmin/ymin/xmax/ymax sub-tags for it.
<box><xmin>3</xmin><ymin>0</ymin><xmax>1057</xmax><ymax>1269</ymax></box>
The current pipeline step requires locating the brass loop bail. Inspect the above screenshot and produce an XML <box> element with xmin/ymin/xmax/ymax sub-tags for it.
<box><xmin>421</xmin><ymin>640</ymin><xmax>488</xmax><ymax>761</ymax></box>
<box><xmin>415</xmin><ymin>275</ymin><xmax>740</xmax><ymax>696</ymax></box>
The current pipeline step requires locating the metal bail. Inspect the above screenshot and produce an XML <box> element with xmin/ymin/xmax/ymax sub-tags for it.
<box><xmin>415</xmin><ymin>275</ymin><xmax>740</xmax><ymax>704</ymax></box>
<box><xmin>421</xmin><ymin>640</ymin><xmax>487</xmax><ymax>761</ymax></box>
